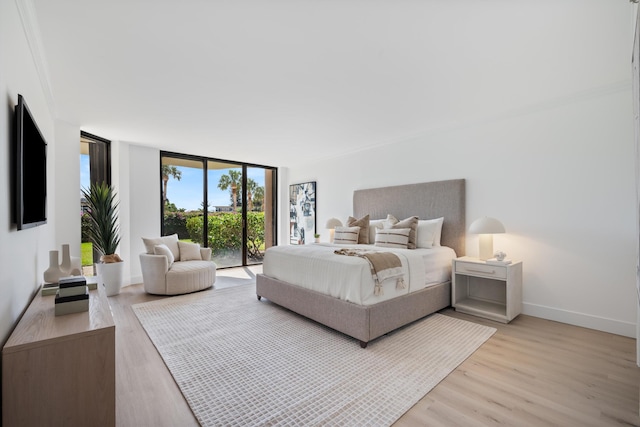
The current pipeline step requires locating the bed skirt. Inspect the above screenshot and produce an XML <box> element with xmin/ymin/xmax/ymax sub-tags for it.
<box><xmin>256</xmin><ymin>273</ymin><xmax>451</xmax><ymax>347</ymax></box>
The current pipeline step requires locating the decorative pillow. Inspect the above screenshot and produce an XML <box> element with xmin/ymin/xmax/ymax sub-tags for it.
<box><xmin>347</xmin><ymin>214</ymin><xmax>370</xmax><ymax>244</ymax></box>
<box><xmin>374</xmin><ymin>227</ymin><xmax>411</xmax><ymax>249</ymax></box>
<box><xmin>416</xmin><ymin>217</ymin><xmax>444</xmax><ymax>249</ymax></box>
<box><xmin>388</xmin><ymin>215</ymin><xmax>419</xmax><ymax>249</ymax></box>
<box><xmin>369</xmin><ymin>215</ymin><xmax>399</xmax><ymax>243</ymax></box>
<box><xmin>153</xmin><ymin>244</ymin><xmax>175</xmax><ymax>267</ymax></box>
<box><xmin>178</xmin><ymin>241</ymin><xmax>202</xmax><ymax>261</ymax></box>
<box><xmin>333</xmin><ymin>226</ymin><xmax>360</xmax><ymax>245</ymax></box>
<box><xmin>142</xmin><ymin>234</ymin><xmax>180</xmax><ymax>260</ymax></box>
<box><xmin>432</xmin><ymin>217</ymin><xmax>444</xmax><ymax>246</ymax></box>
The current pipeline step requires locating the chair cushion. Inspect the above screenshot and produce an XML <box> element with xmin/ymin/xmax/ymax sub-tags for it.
<box><xmin>164</xmin><ymin>260</ymin><xmax>217</xmax><ymax>295</ymax></box>
<box><xmin>178</xmin><ymin>241</ymin><xmax>202</xmax><ymax>261</ymax></box>
<box><xmin>142</xmin><ymin>234</ymin><xmax>180</xmax><ymax>260</ymax></box>
<box><xmin>154</xmin><ymin>244</ymin><xmax>175</xmax><ymax>267</ymax></box>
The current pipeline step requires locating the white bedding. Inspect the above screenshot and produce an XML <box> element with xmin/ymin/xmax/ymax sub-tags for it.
<box><xmin>262</xmin><ymin>243</ymin><xmax>456</xmax><ymax>306</ymax></box>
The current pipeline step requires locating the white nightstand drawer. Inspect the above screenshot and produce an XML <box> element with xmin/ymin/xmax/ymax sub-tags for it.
<box><xmin>456</xmin><ymin>261</ymin><xmax>507</xmax><ymax>279</ymax></box>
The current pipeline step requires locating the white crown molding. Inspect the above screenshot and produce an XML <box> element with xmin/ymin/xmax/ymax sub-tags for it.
<box><xmin>15</xmin><ymin>0</ymin><xmax>56</xmax><ymax>117</ymax></box>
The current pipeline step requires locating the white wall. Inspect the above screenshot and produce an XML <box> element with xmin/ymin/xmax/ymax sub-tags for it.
<box><xmin>0</xmin><ymin>0</ymin><xmax>56</xmax><ymax>343</ymax></box>
<box><xmin>54</xmin><ymin>120</ymin><xmax>81</xmax><ymax>258</ymax></box>
<box><xmin>127</xmin><ymin>144</ymin><xmax>161</xmax><ymax>284</ymax></box>
<box><xmin>287</xmin><ymin>86</ymin><xmax>636</xmax><ymax>337</ymax></box>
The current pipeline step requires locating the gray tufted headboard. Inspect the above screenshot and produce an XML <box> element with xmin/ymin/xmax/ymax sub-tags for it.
<box><xmin>353</xmin><ymin>179</ymin><xmax>466</xmax><ymax>257</ymax></box>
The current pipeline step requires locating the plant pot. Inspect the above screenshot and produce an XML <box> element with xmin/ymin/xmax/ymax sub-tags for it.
<box><xmin>95</xmin><ymin>261</ymin><xmax>124</xmax><ymax>296</ymax></box>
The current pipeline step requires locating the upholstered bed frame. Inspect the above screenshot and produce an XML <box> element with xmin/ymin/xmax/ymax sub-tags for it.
<box><xmin>256</xmin><ymin>179</ymin><xmax>466</xmax><ymax>347</ymax></box>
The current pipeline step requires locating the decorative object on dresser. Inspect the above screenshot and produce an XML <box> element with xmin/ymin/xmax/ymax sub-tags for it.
<box><xmin>468</xmin><ymin>216</ymin><xmax>506</xmax><ymax>260</ymax></box>
<box><xmin>452</xmin><ymin>256</ymin><xmax>523</xmax><ymax>323</ymax></box>
<box><xmin>289</xmin><ymin>181</ymin><xmax>316</xmax><ymax>245</ymax></box>
<box><xmin>55</xmin><ymin>276</ymin><xmax>89</xmax><ymax>316</ymax></box>
<box><xmin>42</xmin><ymin>276</ymin><xmax>97</xmax><ymax>296</ymax></box>
<box><xmin>325</xmin><ymin>217</ymin><xmax>343</xmax><ymax>243</ymax></box>
<box><xmin>43</xmin><ymin>249</ymin><xmax>64</xmax><ymax>283</ymax></box>
<box><xmin>44</xmin><ymin>244</ymin><xmax>84</xmax><ymax>284</ymax></box>
<box><xmin>81</xmin><ymin>181</ymin><xmax>124</xmax><ymax>296</ymax></box>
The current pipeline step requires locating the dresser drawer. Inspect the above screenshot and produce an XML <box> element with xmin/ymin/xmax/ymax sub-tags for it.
<box><xmin>455</xmin><ymin>261</ymin><xmax>507</xmax><ymax>279</ymax></box>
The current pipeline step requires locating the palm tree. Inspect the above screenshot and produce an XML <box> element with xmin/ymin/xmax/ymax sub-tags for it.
<box><xmin>246</xmin><ymin>178</ymin><xmax>257</xmax><ymax>211</ymax></box>
<box><xmin>161</xmin><ymin>165</ymin><xmax>182</xmax><ymax>205</ymax></box>
<box><xmin>218</xmin><ymin>170</ymin><xmax>242</xmax><ymax>212</ymax></box>
<box><xmin>253</xmin><ymin>186</ymin><xmax>265</xmax><ymax>211</ymax></box>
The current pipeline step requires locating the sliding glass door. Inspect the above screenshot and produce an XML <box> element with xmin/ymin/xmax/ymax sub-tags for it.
<box><xmin>161</xmin><ymin>152</ymin><xmax>277</xmax><ymax>268</ymax></box>
<box><xmin>80</xmin><ymin>132</ymin><xmax>111</xmax><ymax>276</ymax></box>
<box><xmin>207</xmin><ymin>160</ymin><xmax>243</xmax><ymax>268</ymax></box>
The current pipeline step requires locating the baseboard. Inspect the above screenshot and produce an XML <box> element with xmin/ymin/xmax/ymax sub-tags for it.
<box><xmin>523</xmin><ymin>302</ymin><xmax>636</xmax><ymax>338</ymax></box>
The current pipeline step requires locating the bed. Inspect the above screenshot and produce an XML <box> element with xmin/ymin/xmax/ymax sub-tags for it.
<box><xmin>256</xmin><ymin>179</ymin><xmax>466</xmax><ymax>347</ymax></box>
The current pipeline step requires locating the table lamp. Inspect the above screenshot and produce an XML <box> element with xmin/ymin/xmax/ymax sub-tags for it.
<box><xmin>325</xmin><ymin>218</ymin><xmax>343</xmax><ymax>243</ymax></box>
<box><xmin>468</xmin><ymin>216</ymin><xmax>505</xmax><ymax>260</ymax></box>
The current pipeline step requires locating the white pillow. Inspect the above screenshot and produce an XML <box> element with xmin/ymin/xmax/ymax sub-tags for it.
<box><xmin>374</xmin><ymin>227</ymin><xmax>411</xmax><ymax>249</ymax></box>
<box><xmin>153</xmin><ymin>244</ymin><xmax>175</xmax><ymax>267</ymax></box>
<box><xmin>334</xmin><ymin>226</ymin><xmax>360</xmax><ymax>245</ymax></box>
<box><xmin>432</xmin><ymin>217</ymin><xmax>445</xmax><ymax>246</ymax></box>
<box><xmin>143</xmin><ymin>234</ymin><xmax>180</xmax><ymax>260</ymax></box>
<box><xmin>416</xmin><ymin>217</ymin><xmax>444</xmax><ymax>248</ymax></box>
<box><xmin>178</xmin><ymin>241</ymin><xmax>202</xmax><ymax>261</ymax></box>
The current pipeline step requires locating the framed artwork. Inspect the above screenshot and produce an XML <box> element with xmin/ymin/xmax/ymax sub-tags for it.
<box><xmin>289</xmin><ymin>181</ymin><xmax>316</xmax><ymax>245</ymax></box>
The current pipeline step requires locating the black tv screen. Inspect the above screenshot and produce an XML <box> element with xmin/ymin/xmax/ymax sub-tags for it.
<box><xmin>14</xmin><ymin>94</ymin><xmax>47</xmax><ymax>230</ymax></box>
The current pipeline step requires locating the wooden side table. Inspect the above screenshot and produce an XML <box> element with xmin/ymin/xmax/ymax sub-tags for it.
<box><xmin>452</xmin><ymin>256</ymin><xmax>523</xmax><ymax>323</ymax></box>
<box><xmin>2</xmin><ymin>284</ymin><xmax>115</xmax><ymax>426</ymax></box>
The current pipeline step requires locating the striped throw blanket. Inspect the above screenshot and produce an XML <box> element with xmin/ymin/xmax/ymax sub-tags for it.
<box><xmin>334</xmin><ymin>248</ymin><xmax>406</xmax><ymax>296</ymax></box>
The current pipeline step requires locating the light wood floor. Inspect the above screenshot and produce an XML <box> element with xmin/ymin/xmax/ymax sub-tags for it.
<box><xmin>111</xmin><ymin>266</ymin><xmax>640</xmax><ymax>426</ymax></box>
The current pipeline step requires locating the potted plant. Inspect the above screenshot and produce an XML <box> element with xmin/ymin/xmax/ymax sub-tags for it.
<box><xmin>81</xmin><ymin>182</ymin><xmax>123</xmax><ymax>296</ymax></box>
<box><xmin>314</xmin><ymin>233</ymin><xmax>320</xmax><ymax>243</ymax></box>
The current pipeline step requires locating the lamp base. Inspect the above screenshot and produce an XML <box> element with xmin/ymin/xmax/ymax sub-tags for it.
<box><xmin>478</xmin><ymin>234</ymin><xmax>493</xmax><ymax>261</ymax></box>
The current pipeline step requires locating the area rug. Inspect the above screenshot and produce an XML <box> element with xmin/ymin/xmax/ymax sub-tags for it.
<box><xmin>133</xmin><ymin>284</ymin><xmax>496</xmax><ymax>426</ymax></box>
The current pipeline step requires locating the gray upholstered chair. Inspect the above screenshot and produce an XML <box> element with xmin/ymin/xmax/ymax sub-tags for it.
<box><xmin>139</xmin><ymin>234</ymin><xmax>216</xmax><ymax>295</ymax></box>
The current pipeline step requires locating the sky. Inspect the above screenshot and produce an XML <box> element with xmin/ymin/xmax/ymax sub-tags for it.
<box><xmin>80</xmin><ymin>154</ymin><xmax>265</xmax><ymax>211</ymax></box>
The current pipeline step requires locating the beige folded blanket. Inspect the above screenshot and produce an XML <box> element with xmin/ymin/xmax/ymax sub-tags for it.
<box><xmin>334</xmin><ymin>248</ymin><xmax>406</xmax><ymax>296</ymax></box>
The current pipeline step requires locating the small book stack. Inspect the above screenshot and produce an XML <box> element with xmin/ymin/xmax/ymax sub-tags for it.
<box><xmin>55</xmin><ymin>276</ymin><xmax>89</xmax><ymax>316</ymax></box>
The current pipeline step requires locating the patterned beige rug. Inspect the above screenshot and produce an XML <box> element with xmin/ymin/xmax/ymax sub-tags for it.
<box><xmin>133</xmin><ymin>284</ymin><xmax>496</xmax><ymax>426</ymax></box>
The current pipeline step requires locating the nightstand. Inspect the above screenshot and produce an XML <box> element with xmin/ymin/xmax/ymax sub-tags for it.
<box><xmin>452</xmin><ymin>256</ymin><xmax>522</xmax><ymax>323</ymax></box>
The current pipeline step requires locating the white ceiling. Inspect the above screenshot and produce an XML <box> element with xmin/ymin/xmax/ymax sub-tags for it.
<box><xmin>31</xmin><ymin>0</ymin><xmax>632</xmax><ymax>167</ymax></box>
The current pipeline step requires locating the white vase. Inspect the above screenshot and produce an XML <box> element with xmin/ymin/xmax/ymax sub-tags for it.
<box><xmin>43</xmin><ymin>250</ymin><xmax>64</xmax><ymax>283</ymax></box>
<box><xmin>95</xmin><ymin>261</ymin><xmax>124</xmax><ymax>296</ymax></box>
<box><xmin>70</xmin><ymin>256</ymin><xmax>82</xmax><ymax>276</ymax></box>
<box><xmin>59</xmin><ymin>244</ymin><xmax>71</xmax><ymax>275</ymax></box>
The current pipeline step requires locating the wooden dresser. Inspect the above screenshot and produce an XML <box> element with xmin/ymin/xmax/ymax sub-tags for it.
<box><xmin>2</xmin><ymin>284</ymin><xmax>115</xmax><ymax>426</ymax></box>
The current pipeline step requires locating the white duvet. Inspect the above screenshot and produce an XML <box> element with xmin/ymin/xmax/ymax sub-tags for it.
<box><xmin>262</xmin><ymin>243</ymin><xmax>456</xmax><ymax>306</ymax></box>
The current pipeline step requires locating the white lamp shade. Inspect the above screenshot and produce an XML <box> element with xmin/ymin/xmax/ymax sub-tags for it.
<box><xmin>468</xmin><ymin>216</ymin><xmax>505</xmax><ymax>234</ymax></box>
<box><xmin>325</xmin><ymin>218</ymin><xmax>343</xmax><ymax>229</ymax></box>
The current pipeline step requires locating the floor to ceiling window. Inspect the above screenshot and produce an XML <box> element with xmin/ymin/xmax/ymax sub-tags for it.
<box><xmin>161</xmin><ymin>152</ymin><xmax>277</xmax><ymax>268</ymax></box>
<box><xmin>80</xmin><ymin>132</ymin><xmax>111</xmax><ymax>275</ymax></box>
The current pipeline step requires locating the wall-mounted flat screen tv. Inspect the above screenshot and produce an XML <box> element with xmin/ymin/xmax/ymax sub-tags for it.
<box><xmin>14</xmin><ymin>94</ymin><xmax>47</xmax><ymax>230</ymax></box>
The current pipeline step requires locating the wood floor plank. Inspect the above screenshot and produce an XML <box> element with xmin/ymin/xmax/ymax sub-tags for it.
<box><xmin>109</xmin><ymin>267</ymin><xmax>640</xmax><ymax>426</ymax></box>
